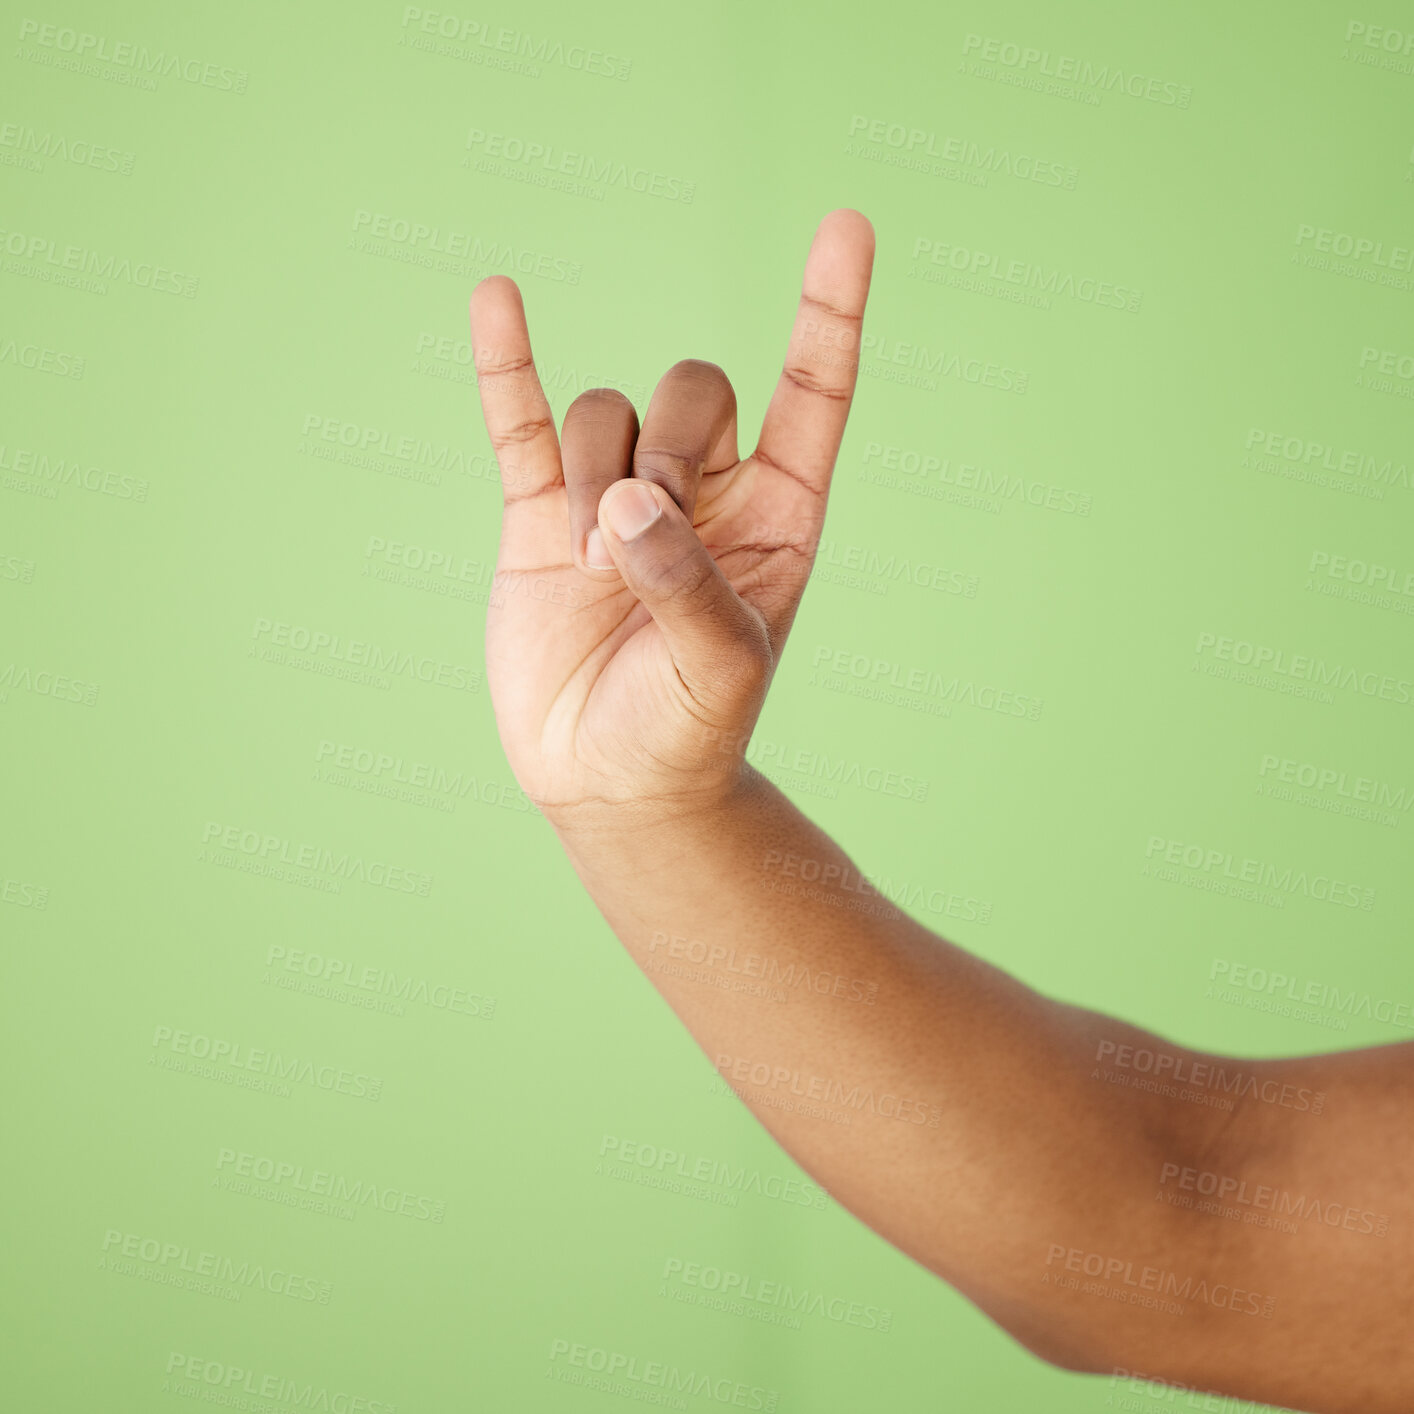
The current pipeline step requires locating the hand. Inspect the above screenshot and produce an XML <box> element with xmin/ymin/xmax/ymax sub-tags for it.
<box><xmin>468</xmin><ymin>208</ymin><xmax>875</xmax><ymax>829</ymax></box>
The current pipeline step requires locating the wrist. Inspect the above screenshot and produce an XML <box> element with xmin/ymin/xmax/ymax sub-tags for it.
<box><xmin>545</xmin><ymin>763</ymin><xmax>772</xmax><ymax>860</ymax></box>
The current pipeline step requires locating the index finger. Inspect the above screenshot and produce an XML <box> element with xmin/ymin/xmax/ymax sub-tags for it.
<box><xmin>468</xmin><ymin>275</ymin><xmax>563</xmax><ymax>503</ymax></box>
<box><xmin>752</xmin><ymin>208</ymin><xmax>875</xmax><ymax>507</ymax></box>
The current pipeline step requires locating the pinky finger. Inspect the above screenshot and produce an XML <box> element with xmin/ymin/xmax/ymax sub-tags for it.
<box><xmin>468</xmin><ymin>276</ymin><xmax>563</xmax><ymax>503</ymax></box>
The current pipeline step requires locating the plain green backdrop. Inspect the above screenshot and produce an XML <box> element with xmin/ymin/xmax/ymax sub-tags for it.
<box><xmin>3</xmin><ymin>2</ymin><xmax>1411</xmax><ymax>1410</ymax></box>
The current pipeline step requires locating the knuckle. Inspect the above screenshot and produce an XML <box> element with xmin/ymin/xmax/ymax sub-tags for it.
<box><xmin>800</xmin><ymin>290</ymin><xmax>864</xmax><ymax>324</ymax></box>
<box><xmin>782</xmin><ymin>362</ymin><xmax>850</xmax><ymax>400</ymax></box>
<box><xmin>659</xmin><ymin>359</ymin><xmax>736</xmax><ymax>411</ymax></box>
<box><xmin>667</xmin><ymin>357</ymin><xmax>728</xmax><ymax>386</ymax></box>
<box><xmin>490</xmin><ymin>413</ymin><xmax>555</xmax><ymax>450</ymax></box>
<box><xmin>634</xmin><ymin>444</ymin><xmax>699</xmax><ymax>479</ymax></box>
<box><xmin>674</xmin><ymin>552</ymin><xmax>720</xmax><ymax>608</ymax></box>
<box><xmin>715</xmin><ymin>621</ymin><xmax>774</xmax><ymax>700</ymax></box>
<box><xmin>476</xmin><ymin>350</ymin><xmax>535</xmax><ymax>378</ymax></box>
<box><xmin>566</xmin><ymin>387</ymin><xmax>637</xmax><ymax>426</ymax></box>
<box><xmin>569</xmin><ymin>386</ymin><xmax>634</xmax><ymax>413</ymax></box>
<box><xmin>640</xmin><ymin>546</ymin><xmax>715</xmax><ymax>606</ymax></box>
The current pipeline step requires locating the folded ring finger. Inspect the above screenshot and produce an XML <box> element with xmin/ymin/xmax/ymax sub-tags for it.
<box><xmin>561</xmin><ymin>388</ymin><xmax>639</xmax><ymax>574</ymax></box>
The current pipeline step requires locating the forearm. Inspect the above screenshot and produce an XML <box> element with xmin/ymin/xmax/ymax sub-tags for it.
<box><xmin>550</xmin><ymin>765</ymin><xmax>1236</xmax><ymax>1372</ymax></box>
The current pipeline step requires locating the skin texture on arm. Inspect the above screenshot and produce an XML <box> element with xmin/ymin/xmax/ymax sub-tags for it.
<box><xmin>467</xmin><ymin>210</ymin><xmax>1414</xmax><ymax>1414</ymax></box>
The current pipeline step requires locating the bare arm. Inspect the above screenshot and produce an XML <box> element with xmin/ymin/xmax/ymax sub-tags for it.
<box><xmin>468</xmin><ymin>209</ymin><xmax>1414</xmax><ymax>1414</ymax></box>
<box><xmin>550</xmin><ymin>768</ymin><xmax>1414</xmax><ymax>1414</ymax></box>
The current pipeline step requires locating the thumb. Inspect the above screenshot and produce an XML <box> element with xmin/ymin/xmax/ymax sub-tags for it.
<box><xmin>596</xmin><ymin>478</ymin><xmax>773</xmax><ymax>716</ymax></box>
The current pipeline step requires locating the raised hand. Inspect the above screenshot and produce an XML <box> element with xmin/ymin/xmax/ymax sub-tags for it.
<box><xmin>468</xmin><ymin>208</ymin><xmax>875</xmax><ymax>827</ymax></box>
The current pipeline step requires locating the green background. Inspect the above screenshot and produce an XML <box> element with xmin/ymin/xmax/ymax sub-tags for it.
<box><xmin>4</xmin><ymin>2</ymin><xmax>1411</xmax><ymax>1410</ymax></box>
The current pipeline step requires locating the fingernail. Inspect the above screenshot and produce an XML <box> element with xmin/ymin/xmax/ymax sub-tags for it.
<box><xmin>603</xmin><ymin>482</ymin><xmax>661</xmax><ymax>542</ymax></box>
<box><xmin>584</xmin><ymin>527</ymin><xmax>614</xmax><ymax>569</ymax></box>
